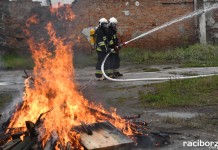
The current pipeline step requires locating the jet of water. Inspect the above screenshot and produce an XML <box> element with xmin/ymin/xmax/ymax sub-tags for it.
<box><xmin>125</xmin><ymin>4</ymin><xmax>218</xmax><ymax>45</ymax></box>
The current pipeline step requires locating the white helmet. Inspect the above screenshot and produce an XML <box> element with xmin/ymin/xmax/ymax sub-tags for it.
<box><xmin>109</xmin><ymin>17</ymin><xmax>118</xmax><ymax>25</ymax></box>
<box><xmin>99</xmin><ymin>18</ymin><xmax>108</xmax><ymax>26</ymax></box>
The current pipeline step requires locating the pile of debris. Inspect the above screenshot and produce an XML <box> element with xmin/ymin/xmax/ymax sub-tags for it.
<box><xmin>0</xmin><ymin>111</ymin><xmax>171</xmax><ymax>150</ymax></box>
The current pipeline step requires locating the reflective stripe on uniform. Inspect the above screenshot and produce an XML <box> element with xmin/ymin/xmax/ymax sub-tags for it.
<box><xmin>98</xmin><ymin>41</ymin><xmax>105</xmax><ymax>46</ymax></box>
<box><xmin>96</xmin><ymin>70</ymin><xmax>102</xmax><ymax>74</ymax></box>
<box><xmin>109</xmin><ymin>40</ymin><xmax>113</xmax><ymax>45</ymax></box>
<box><xmin>96</xmin><ymin>47</ymin><xmax>102</xmax><ymax>51</ymax></box>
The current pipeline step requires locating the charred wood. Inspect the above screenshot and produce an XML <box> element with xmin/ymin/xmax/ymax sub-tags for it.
<box><xmin>25</xmin><ymin>121</ymin><xmax>38</xmax><ymax>137</ymax></box>
<box><xmin>0</xmin><ymin>134</ymin><xmax>11</xmax><ymax>146</ymax></box>
<box><xmin>44</xmin><ymin>138</ymin><xmax>56</xmax><ymax>150</ymax></box>
<box><xmin>88</xmin><ymin>107</ymin><xmax>115</xmax><ymax>120</ymax></box>
<box><xmin>66</xmin><ymin>142</ymin><xmax>72</xmax><ymax>150</ymax></box>
<box><xmin>9</xmin><ymin>136</ymin><xmax>38</xmax><ymax>150</ymax></box>
<box><xmin>122</xmin><ymin>114</ymin><xmax>140</xmax><ymax>120</ymax></box>
<box><xmin>22</xmin><ymin>70</ymin><xmax>34</xmax><ymax>81</ymax></box>
<box><xmin>80</xmin><ymin>122</ymin><xmax>92</xmax><ymax>135</ymax></box>
<box><xmin>0</xmin><ymin>131</ymin><xmax>25</xmax><ymax>145</ymax></box>
<box><xmin>35</xmin><ymin>110</ymin><xmax>52</xmax><ymax>126</ymax></box>
<box><xmin>0</xmin><ymin>139</ymin><xmax>21</xmax><ymax>150</ymax></box>
<box><xmin>11</xmin><ymin>132</ymin><xmax>26</xmax><ymax>139</ymax></box>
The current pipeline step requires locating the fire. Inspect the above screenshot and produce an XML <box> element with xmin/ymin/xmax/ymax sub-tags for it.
<box><xmin>7</xmin><ymin>6</ymin><xmax>132</xmax><ymax>149</ymax></box>
<box><xmin>50</xmin><ymin>5</ymin><xmax>75</xmax><ymax>21</ymax></box>
<box><xmin>26</xmin><ymin>15</ymin><xmax>39</xmax><ymax>27</ymax></box>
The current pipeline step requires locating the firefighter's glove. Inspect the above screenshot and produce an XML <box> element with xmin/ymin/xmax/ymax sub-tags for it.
<box><xmin>114</xmin><ymin>46</ymin><xmax>121</xmax><ymax>52</ymax></box>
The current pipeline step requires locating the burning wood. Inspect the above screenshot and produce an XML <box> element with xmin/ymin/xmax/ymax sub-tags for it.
<box><xmin>0</xmin><ymin>139</ymin><xmax>22</xmax><ymax>150</ymax></box>
<box><xmin>11</xmin><ymin>137</ymin><xmax>38</xmax><ymax>150</ymax></box>
<box><xmin>80</xmin><ymin>122</ymin><xmax>93</xmax><ymax>135</ymax></box>
<box><xmin>0</xmin><ymin>114</ymin><xmax>171</xmax><ymax>150</ymax></box>
<box><xmin>0</xmin><ymin>5</ymin><xmax>172</xmax><ymax>150</ymax></box>
<box><xmin>73</xmin><ymin>122</ymin><xmax>134</xmax><ymax>150</ymax></box>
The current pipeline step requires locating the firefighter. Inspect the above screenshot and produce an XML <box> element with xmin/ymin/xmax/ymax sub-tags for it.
<box><xmin>108</xmin><ymin>17</ymin><xmax>123</xmax><ymax>77</ymax></box>
<box><xmin>95</xmin><ymin>18</ymin><xmax>112</xmax><ymax>80</ymax></box>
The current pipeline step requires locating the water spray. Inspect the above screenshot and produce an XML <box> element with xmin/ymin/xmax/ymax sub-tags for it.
<box><xmin>123</xmin><ymin>4</ymin><xmax>218</xmax><ymax>46</ymax></box>
<box><xmin>101</xmin><ymin>4</ymin><xmax>218</xmax><ymax>82</ymax></box>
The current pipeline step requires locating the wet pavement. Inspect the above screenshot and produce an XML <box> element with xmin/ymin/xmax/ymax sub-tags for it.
<box><xmin>0</xmin><ymin>66</ymin><xmax>218</xmax><ymax>149</ymax></box>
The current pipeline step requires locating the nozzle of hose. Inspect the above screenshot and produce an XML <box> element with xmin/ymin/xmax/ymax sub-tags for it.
<box><xmin>120</xmin><ymin>42</ymin><xmax>127</xmax><ymax>47</ymax></box>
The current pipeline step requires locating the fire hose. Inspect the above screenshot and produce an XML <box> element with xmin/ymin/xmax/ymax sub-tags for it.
<box><xmin>101</xmin><ymin>51</ymin><xmax>217</xmax><ymax>82</ymax></box>
<box><xmin>101</xmin><ymin>5</ymin><xmax>218</xmax><ymax>82</ymax></box>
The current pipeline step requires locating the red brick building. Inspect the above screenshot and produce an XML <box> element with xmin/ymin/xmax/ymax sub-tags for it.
<box><xmin>0</xmin><ymin>0</ymin><xmax>217</xmax><ymax>52</ymax></box>
<box><xmin>72</xmin><ymin>0</ymin><xmax>198</xmax><ymax>50</ymax></box>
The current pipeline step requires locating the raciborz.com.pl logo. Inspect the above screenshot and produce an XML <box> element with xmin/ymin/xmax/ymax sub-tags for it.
<box><xmin>183</xmin><ymin>140</ymin><xmax>218</xmax><ymax>149</ymax></box>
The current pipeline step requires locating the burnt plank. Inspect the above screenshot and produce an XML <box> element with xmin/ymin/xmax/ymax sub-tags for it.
<box><xmin>11</xmin><ymin>132</ymin><xmax>25</xmax><ymax>139</ymax></box>
<box><xmin>22</xmin><ymin>139</ymin><xmax>37</xmax><ymax>150</ymax></box>
<box><xmin>75</xmin><ymin>122</ymin><xmax>134</xmax><ymax>150</ymax></box>
<box><xmin>44</xmin><ymin>139</ymin><xmax>56</xmax><ymax>150</ymax></box>
<box><xmin>11</xmin><ymin>137</ymin><xmax>32</xmax><ymax>150</ymax></box>
<box><xmin>0</xmin><ymin>135</ymin><xmax>11</xmax><ymax>145</ymax></box>
<box><xmin>0</xmin><ymin>139</ymin><xmax>21</xmax><ymax>150</ymax></box>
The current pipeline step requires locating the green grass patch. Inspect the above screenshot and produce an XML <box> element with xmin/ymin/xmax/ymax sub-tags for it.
<box><xmin>120</xmin><ymin>44</ymin><xmax>218</xmax><ymax>67</ymax></box>
<box><xmin>139</xmin><ymin>75</ymin><xmax>218</xmax><ymax>108</ymax></box>
<box><xmin>4</xmin><ymin>43</ymin><xmax>217</xmax><ymax>69</ymax></box>
<box><xmin>2</xmin><ymin>54</ymin><xmax>34</xmax><ymax>69</ymax></box>
<box><xmin>73</xmin><ymin>51</ymin><xmax>97</xmax><ymax>68</ymax></box>
<box><xmin>143</xmin><ymin>68</ymin><xmax>160</xmax><ymax>72</ymax></box>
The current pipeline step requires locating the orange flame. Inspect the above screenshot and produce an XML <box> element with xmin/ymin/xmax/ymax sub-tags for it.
<box><xmin>7</xmin><ymin>7</ymin><xmax>132</xmax><ymax>149</ymax></box>
<box><xmin>50</xmin><ymin>5</ymin><xmax>75</xmax><ymax>21</ymax></box>
<box><xmin>26</xmin><ymin>15</ymin><xmax>39</xmax><ymax>27</ymax></box>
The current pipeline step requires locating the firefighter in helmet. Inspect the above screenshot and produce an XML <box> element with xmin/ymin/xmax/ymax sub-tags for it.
<box><xmin>107</xmin><ymin>17</ymin><xmax>123</xmax><ymax>77</ymax></box>
<box><xmin>95</xmin><ymin>18</ymin><xmax>112</xmax><ymax>80</ymax></box>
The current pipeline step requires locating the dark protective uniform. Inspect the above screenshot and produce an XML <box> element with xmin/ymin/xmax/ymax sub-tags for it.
<box><xmin>107</xmin><ymin>26</ymin><xmax>122</xmax><ymax>77</ymax></box>
<box><xmin>95</xmin><ymin>27</ymin><xmax>111</xmax><ymax>79</ymax></box>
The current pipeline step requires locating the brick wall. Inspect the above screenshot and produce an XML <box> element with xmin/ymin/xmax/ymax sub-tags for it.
<box><xmin>72</xmin><ymin>0</ymin><xmax>198</xmax><ymax>50</ymax></box>
<box><xmin>1</xmin><ymin>0</ymin><xmax>216</xmax><ymax>53</ymax></box>
<box><xmin>0</xmin><ymin>0</ymin><xmax>41</xmax><ymax>54</ymax></box>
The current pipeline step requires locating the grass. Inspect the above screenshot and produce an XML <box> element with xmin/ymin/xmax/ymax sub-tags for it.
<box><xmin>2</xmin><ymin>44</ymin><xmax>218</xmax><ymax>69</ymax></box>
<box><xmin>2</xmin><ymin>54</ymin><xmax>34</xmax><ymax>69</ymax></box>
<box><xmin>120</xmin><ymin>44</ymin><xmax>218</xmax><ymax>67</ymax></box>
<box><xmin>139</xmin><ymin>75</ymin><xmax>218</xmax><ymax>108</ymax></box>
<box><xmin>143</xmin><ymin>68</ymin><xmax>160</xmax><ymax>72</ymax></box>
<box><xmin>73</xmin><ymin>51</ymin><xmax>96</xmax><ymax>68</ymax></box>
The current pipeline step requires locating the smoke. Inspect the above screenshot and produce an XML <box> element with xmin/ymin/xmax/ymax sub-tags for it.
<box><xmin>1</xmin><ymin>90</ymin><xmax>22</xmax><ymax>120</ymax></box>
<box><xmin>0</xmin><ymin>74</ymin><xmax>24</xmax><ymax>126</ymax></box>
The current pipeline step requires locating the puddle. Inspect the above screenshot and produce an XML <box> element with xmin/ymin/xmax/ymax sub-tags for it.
<box><xmin>156</xmin><ymin>111</ymin><xmax>199</xmax><ymax>119</ymax></box>
<box><xmin>0</xmin><ymin>82</ymin><xmax>15</xmax><ymax>85</ymax></box>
